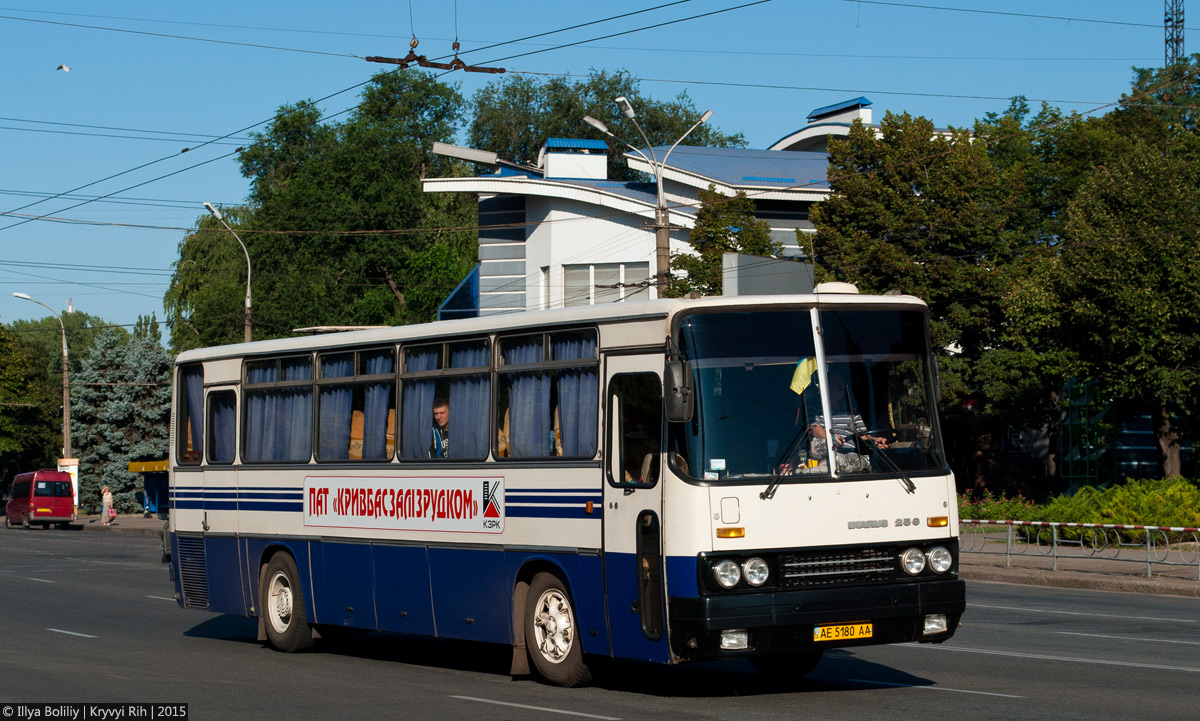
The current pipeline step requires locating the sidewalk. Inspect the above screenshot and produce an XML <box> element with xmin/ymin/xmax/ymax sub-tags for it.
<box><xmin>72</xmin><ymin>513</ymin><xmax>1200</xmax><ymax>597</ymax></box>
<box><xmin>75</xmin><ymin>512</ymin><xmax>164</xmax><ymax>537</ymax></box>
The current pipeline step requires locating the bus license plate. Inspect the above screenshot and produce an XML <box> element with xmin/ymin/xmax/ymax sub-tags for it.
<box><xmin>813</xmin><ymin>622</ymin><xmax>873</xmax><ymax>642</ymax></box>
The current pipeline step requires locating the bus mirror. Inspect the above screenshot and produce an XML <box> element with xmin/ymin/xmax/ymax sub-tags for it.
<box><xmin>664</xmin><ymin>360</ymin><xmax>694</xmax><ymax>423</ymax></box>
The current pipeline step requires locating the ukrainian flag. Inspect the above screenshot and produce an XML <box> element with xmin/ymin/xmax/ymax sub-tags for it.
<box><xmin>789</xmin><ymin>357</ymin><xmax>818</xmax><ymax>396</ymax></box>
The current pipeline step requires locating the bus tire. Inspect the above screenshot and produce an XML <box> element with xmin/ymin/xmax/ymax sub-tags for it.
<box><xmin>750</xmin><ymin>650</ymin><xmax>824</xmax><ymax>681</ymax></box>
<box><xmin>525</xmin><ymin>572</ymin><xmax>590</xmax><ymax>687</ymax></box>
<box><xmin>261</xmin><ymin>553</ymin><xmax>313</xmax><ymax>653</ymax></box>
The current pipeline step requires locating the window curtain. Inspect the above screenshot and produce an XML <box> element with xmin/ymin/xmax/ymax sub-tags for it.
<box><xmin>401</xmin><ymin>348</ymin><xmax>438</xmax><ymax>458</ymax></box>
<box><xmin>362</xmin><ymin>351</ymin><xmax>394</xmax><ymax>461</ymax></box>
<box><xmin>504</xmin><ymin>338</ymin><xmax>549</xmax><ymax>457</ymax></box>
<box><xmin>450</xmin><ymin>344</ymin><xmax>489</xmax><ymax>459</ymax></box>
<box><xmin>554</xmin><ymin>334</ymin><xmax>598</xmax><ymax>456</ymax></box>
<box><xmin>182</xmin><ymin>366</ymin><xmax>204</xmax><ymax>462</ymax></box>
<box><xmin>245</xmin><ymin>359</ymin><xmax>312</xmax><ymax>462</ymax></box>
<box><xmin>318</xmin><ymin>355</ymin><xmax>354</xmax><ymax>460</ymax></box>
<box><xmin>208</xmin><ymin>392</ymin><xmax>236</xmax><ymax>464</ymax></box>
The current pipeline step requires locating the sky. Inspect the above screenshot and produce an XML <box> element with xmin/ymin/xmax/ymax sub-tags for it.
<box><xmin>0</xmin><ymin>1</ymin><xmax>1182</xmax><ymax>335</ymax></box>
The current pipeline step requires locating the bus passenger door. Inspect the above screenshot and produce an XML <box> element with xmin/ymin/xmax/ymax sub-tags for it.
<box><xmin>602</xmin><ymin>359</ymin><xmax>669</xmax><ymax>663</ymax></box>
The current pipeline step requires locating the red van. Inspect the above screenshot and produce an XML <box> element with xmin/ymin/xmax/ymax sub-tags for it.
<box><xmin>4</xmin><ymin>470</ymin><xmax>76</xmax><ymax>529</ymax></box>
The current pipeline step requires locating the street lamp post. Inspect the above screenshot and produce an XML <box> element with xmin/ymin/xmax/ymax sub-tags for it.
<box><xmin>13</xmin><ymin>292</ymin><xmax>70</xmax><ymax>458</ymax></box>
<box><xmin>584</xmin><ymin>100</ymin><xmax>712</xmax><ymax>294</ymax></box>
<box><xmin>203</xmin><ymin>202</ymin><xmax>253</xmax><ymax>343</ymax></box>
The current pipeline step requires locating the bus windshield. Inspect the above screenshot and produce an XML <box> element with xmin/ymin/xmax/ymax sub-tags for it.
<box><xmin>672</xmin><ymin>307</ymin><xmax>945</xmax><ymax>482</ymax></box>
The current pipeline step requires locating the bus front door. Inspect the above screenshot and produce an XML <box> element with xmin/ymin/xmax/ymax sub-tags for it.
<box><xmin>602</xmin><ymin>360</ymin><xmax>669</xmax><ymax>663</ymax></box>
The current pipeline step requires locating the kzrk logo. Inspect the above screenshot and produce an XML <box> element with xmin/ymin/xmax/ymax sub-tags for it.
<box><xmin>482</xmin><ymin>479</ymin><xmax>503</xmax><ymax>528</ymax></box>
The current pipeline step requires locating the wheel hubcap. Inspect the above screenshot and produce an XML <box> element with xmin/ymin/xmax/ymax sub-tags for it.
<box><xmin>268</xmin><ymin>571</ymin><xmax>293</xmax><ymax>633</ymax></box>
<box><xmin>532</xmin><ymin>589</ymin><xmax>574</xmax><ymax>664</ymax></box>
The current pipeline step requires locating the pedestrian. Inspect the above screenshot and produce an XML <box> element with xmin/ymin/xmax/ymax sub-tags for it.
<box><xmin>101</xmin><ymin>485</ymin><xmax>114</xmax><ymax>526</ymax></box>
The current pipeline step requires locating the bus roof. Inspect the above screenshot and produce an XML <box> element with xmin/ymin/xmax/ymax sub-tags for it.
<box><xmin>174</xmin><ymin>291</ymin><xmax>928</xmax><ymax>365</ymax></box>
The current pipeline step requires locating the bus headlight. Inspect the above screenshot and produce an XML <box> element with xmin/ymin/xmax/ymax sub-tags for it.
<box><xmin>927</xmin><ymin>546</ymin><xmax>953</xmax><ymax>574</ymax></box>
<box><xmin>742</xmin><ymin>557</ymin><xmax>769</xmax><ymax>586</ymax></box>
<box><xmin>714</xmin><ymin>560</ymin><xmax>741</xmax><ymax>588</ymax></box>
<box><xmin>900</xmin><ymin>548</ymin><xmax>926</xmax><ymax>575</ymax></box>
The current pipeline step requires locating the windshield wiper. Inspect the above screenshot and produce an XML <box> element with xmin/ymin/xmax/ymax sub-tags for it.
<box><xmin>762</xmin><ymin>425</ymin><xmax>812</xmax><ymax>500</ymax></box>
<box><xmin>854</xmin><ymin>430</ymin><xmax>916</xmax><ymax>494</ymax></box>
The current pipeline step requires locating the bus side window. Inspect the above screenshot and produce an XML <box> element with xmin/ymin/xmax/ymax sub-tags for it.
<box><xmin>608</xmin><ymin>374</ymin><xmax>662</xmax><ymax>486</ymax></box>
<box><xmin>177</xmin><ymin>364</ymin><xmax>204</xmax><ymax>465</ymax></box>
<box><xmin>207</xmin><ymin>390</ymin><xmax>237</xmax><ymax>465</ymax></box>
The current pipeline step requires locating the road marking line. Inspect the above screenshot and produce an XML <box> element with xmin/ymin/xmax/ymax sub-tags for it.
<box><xmin>846</xmin><ymin>679</ymin><xmax>1023</xmax><ymax>698</ymax></box>
<box><xmin>146</xmin><ymin>595</ymin><xmax>175</xmax><ymax>601</ymax></box>
<box><xmin>1055</xmin><ymin>631</ymin><xmax>1200</xmax><ymax>646</ymax></box>
<box><xmin>913</xmin><ymin>644</ymin><xmax>1200</xmax><ymax>673</ymax></box>
<box><xmin>25</xmin><ymin>577</ymin><xmax>55</xmax><ymax>583</ymax></box>
<box><xmin>969</xmin><ymin>603</ymin><xmax>1198</xmax><ymax>624</ymax></box>
<box><xmin>451</xmin><ymin>695</ymin><xmax>620</xmax><ymax>720</ymax></box>
<box><xmin>47</xmin><ymin>628</ymin><xmax>97</xmax><ymax>638</ymax></box>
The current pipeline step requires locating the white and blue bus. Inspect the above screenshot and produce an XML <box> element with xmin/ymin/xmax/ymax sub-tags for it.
<box><xmin>168</xmin><ymin>286</ymin><xmax>965</xmax><ymax>686</ymax></box>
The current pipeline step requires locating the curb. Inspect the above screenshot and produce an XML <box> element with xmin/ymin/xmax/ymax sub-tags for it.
<box><xmin>960</xmin><ymin>563</ymin><xmax>1200</xmax><ymax>598</ymax></box>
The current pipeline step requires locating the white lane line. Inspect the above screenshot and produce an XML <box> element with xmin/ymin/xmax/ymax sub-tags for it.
<box><xmin>24</xmin><ymin>577</ymin><xmax>55</xmax><ymax>583</ymax></box>
<box><xmin>47</xmin><ymin>628</ymin><xmax>97</xmax><ymax>638</ymax></box>
<box><xmin>451</xmin><ymin>695</ymin><xmax>620</xmax><ymax>720</ymax></box>
<box><xmin>1056</xmin><ymin>631</ymin><xmax>1200</xmax><ymax>646</ymax></box>
<box><xmin>146</xmin><ymin>595</ymin><xmax>176</xmax><ymax>601</ymax></box>
<box><xmin>846</xmin><ymin>678</ymin><xmax>1023</xmax><ymax>698</ymax></box>
<box><xmin>969</xmin><ymin>603</ymin><xmax>1198</xmax><ymax>624</ymax></box>
<box><xmin>914</xmin><ymin>644</ymin><xmax>1200</xmax><ymax>673</ymax></box>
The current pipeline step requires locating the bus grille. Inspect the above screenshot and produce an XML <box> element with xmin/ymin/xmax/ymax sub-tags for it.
<box><xmin>778</xmin><ymin>546</ymin><xmax>897</xmax><ymax>588</ymax></box>
<box><xmin>176</xmin><ymin>536</ymin><xmax>210</xmax><ymax>608</ymax></box>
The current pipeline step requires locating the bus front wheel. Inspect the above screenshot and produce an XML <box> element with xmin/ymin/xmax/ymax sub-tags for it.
<box><xmin>261</xmin><ymin>553</ymin><xmax>313</xmax><ymax>653</ymax></box>
<box><xmin>524</xmin><ymin>572</ymin><xmax>591</xmax><ymax>687</ymax></box>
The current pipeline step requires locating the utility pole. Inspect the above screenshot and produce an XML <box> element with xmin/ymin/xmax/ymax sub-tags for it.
<box><xmin>1166</xmin><ymin>0</ymin><xmax>1185</xmax><ymax>67</ymax></box>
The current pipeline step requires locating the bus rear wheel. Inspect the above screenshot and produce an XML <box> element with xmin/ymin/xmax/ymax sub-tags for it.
<box><xmin>525</xmin><ymin>572</ymin><xmax>590</xmax><ymax>687</ymax></box>
<box><xmin>261</xmin><ymin>553</ymin><xmax>313</xmax><ymax>653</ymax></box>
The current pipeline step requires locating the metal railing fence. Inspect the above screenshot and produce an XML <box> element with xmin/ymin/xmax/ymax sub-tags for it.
<box><xmin>960</xmin><ymin>519</ymin><xmax>1200</xmax><ymax>579</ymax></box>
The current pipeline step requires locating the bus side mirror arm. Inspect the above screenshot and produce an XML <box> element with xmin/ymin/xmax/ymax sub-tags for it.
<box><xmin>664</xmin><ymin>360</ymin><xmax>694</xmax><ymax>423</ymax></box>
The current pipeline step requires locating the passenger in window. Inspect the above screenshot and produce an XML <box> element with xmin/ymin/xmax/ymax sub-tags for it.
<box><xmin>430</xmin><ymin>397</ymin><xmax>450</xmax><ymax>458</ymax></box>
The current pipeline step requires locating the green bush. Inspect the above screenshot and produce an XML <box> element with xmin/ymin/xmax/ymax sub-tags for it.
<box><xmin>960</xmin><ymin>478</ymin><xmax>1200</xmax><ymax>541</ymax></box>
<box><xmin>958</xmin><ymin>489</ymin><xmax>1037</xmax><ymax>521</ymax></box>
<box><xmin>1041</xmin><ymin>477</ymin><xmax>1200</xmax><ymax>529</ymax></box>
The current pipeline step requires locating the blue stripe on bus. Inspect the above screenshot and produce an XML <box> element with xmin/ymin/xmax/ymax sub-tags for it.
<box><xmin>505</xmin><ymin>495</ymin><xmax>601</xmax><ymax>504</ymax></box>
<box><xmin>173</xmin><ymin>500</ymin><xmax>303</xmax><ymax>512</ymax></box>
<box><xmin>506</xmin><ymin>506</ymin><xmax>601</xmax><ymax>519</ymax></box>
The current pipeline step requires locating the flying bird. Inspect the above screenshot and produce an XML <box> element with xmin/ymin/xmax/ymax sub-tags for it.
<box><xmin>56</xmin><ymin>64</ymin><xmax>70</xmax><ymax>72</ymax></box>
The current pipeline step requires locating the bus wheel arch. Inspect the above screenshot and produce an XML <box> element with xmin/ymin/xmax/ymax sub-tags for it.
<box><xmin>522</xmin><ymin>569</ymin><xmax>591</xmax><ymax>687</ymax></box>
<box><xmin>259</xmin><ymin>549</ymin><xmax>314</xmax><ymax>653</ymax></box>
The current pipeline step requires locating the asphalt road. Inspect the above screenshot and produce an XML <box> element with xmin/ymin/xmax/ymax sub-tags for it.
<box><xmin>1</xmin><ymin>528</ymin><xmax>1197</xmax><ymax>720</ymax></box>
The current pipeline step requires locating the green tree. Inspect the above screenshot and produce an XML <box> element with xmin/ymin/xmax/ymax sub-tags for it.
<box><xmin>468</xmin><ymin>70</ymin><xmax>745</xmax><ymax>181</ymax></box>
<box><xmin>71</xmin><ymin>317</ymin><xmax>171</xmax><ymax>513</ymax></box>
<box><xmin>810</xmin><ymin>112</ymin><xmax>1027</xmax><ymax>404</ymax></box>
<box><xmin>166</xmin><ymin>70</ymin><xmax>477</xmax><ymax>352</ymax></box>
<box><xmin>2</xmin><ymin>311</ymin><xmax>112</xmax><ymax>475</ymax></box>
<box><xmin>1057</xmin><ymin>136</ymin><xmax>1200</xmax><ymax>477</ymax></box>
<box><xmin>0</xmin><ymin>325</ymin><xmax>41</xmax><ymax>483</ymax></box>
<box><xmin>666</xmin><ymin>185</ymin><xmax>779</xmax><ymax>297</ymax></box>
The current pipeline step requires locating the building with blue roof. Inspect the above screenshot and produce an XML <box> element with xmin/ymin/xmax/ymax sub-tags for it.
<box><xmin>424</xmin><ymin>99</ymin><xmax>874</xmax><ymax>317</ymax></box>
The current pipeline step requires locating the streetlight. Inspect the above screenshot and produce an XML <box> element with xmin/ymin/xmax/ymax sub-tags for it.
<box><xmin>13</xmin><ymin>292</ymin><xmax>70</xmax><ymax>458</ymax></box>
<box><xmin>203</xmin><ymin>202</ymin><xmax>253</xmax><ymax>343</ymax></box>
<box><xmin>584</xmin><ymin>100</ymin><xmax>713</xmax><ymax>293</ymax></box>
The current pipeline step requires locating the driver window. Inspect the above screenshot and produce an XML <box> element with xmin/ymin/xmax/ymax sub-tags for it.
<box><xmin>608</xmin><ymin>374</ymin><xmax>662</xmax><ymax>486</ymax></box>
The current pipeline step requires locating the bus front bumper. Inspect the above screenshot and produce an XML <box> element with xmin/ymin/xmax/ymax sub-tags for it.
<box><xmin>667</xmin><ymin>578</ymin><xmax>965</xmax><ymax>661</ymax></box>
